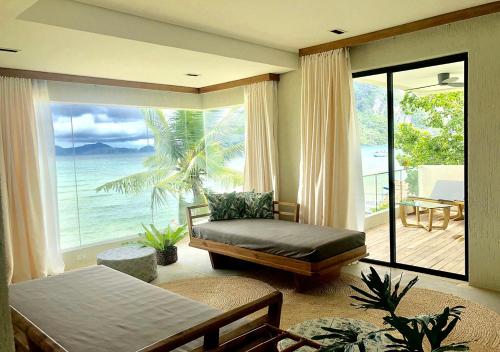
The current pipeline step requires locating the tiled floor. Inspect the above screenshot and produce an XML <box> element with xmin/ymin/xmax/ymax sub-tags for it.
<box><xmin>154</xmin><ymin>237</ymin><xmax>500</xmax><ymax>314</ymax></box>
<box><xmin>365</xmin><ymin>214</ymin><xmax>465</xmax><ymax>275</ymax></box>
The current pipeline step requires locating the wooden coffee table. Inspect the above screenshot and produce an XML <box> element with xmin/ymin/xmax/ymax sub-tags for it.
<box><xmin>399</xmin><ymin>200</ymin><xmax>452</xmax><ymax>231</ymax></box>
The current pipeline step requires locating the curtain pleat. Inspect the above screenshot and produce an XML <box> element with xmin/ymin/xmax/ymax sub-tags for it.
<box><xmin>298</xmin><ymin>48</ymin><xmax>364</xmax><ymax>230</ymax></box>
<box><xmin>33</xmin><ymin>80</ymin><xmax>65</xmax><ymax>275</ymax></box>
<box><xmin>243</xmin><ymin>81</ymin><xmax>279</xmax><ymax>198</ymax></box>
<box><xmin>0</xmin><ymin>77</ymin><xmax>64</xmax><ymax>282</ymax></box>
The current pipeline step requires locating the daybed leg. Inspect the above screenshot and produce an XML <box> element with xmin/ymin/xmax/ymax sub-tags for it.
<box><xmin>209</xmin><ymin>252</ymin><xmax>229</xmax><ymax>269</ymax></box>
<box><xmin>293</xmin><ymin>274</ymin><xmax>308</xmax><ymax>291</ymax></box>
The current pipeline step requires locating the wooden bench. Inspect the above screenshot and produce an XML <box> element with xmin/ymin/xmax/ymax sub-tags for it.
<box><xmin>187</xmin><ymin>201</ymin><xmax>367</xmax><ymax>290</ymax></box>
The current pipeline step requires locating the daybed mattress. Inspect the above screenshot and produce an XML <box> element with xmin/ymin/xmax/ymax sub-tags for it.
<box><xmin>9</xmin><ymin>265</ymin><xmax>239</xmax><ymax>352</ymax></box>
<box><xmin>192</xmin><ymin>219</ymin><xmax>365</xmax><ymax>262</ymax></box>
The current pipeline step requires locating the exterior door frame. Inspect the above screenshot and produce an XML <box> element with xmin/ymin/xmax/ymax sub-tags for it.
<box><xmin>353</xmin><ymin>53</ymin><xmax>469</xmax><ymax>281</ymax></box>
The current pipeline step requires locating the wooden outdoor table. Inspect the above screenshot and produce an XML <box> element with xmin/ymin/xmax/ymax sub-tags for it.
<box><xmin>399</xmin><ymin>200</ymin><xmax>452</xmax><ymax>231</ymax></box>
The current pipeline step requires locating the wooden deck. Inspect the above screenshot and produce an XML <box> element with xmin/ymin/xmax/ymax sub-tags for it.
<box><xmin>365</xmin><ymin>213</ymin><xmax>465</xmax><ymax>275</ymax></box>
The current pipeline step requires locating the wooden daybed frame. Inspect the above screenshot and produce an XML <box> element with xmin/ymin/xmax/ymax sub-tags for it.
<box><xmin>187</xmin><ymin>201</ymin><xmax>367</xmax><ymax>290</ymax></box>
<box><xmin>12</xmin><ymin>289</ymin><xmax>323</xmax><ymax>352</ymax></box>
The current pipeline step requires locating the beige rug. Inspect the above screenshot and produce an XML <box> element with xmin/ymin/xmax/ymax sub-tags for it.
<box><xmin>159</xmin><ymin>273</ymin><xmax>500</xmax><ymax>351</ymax></box>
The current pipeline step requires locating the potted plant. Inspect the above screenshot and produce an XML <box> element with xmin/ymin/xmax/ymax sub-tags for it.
<box><xmin>312</xmin><ymin>267</ymin><xmax>469</xmax><ymax>351</ymax></box>
<box><xmin>135</xmin><ymin>223</ymin><xmax>187</xmax><ymax>265</ymax></box>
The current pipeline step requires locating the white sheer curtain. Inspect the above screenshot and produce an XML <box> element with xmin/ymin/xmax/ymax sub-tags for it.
<box><xmin>298</xmin><ymin>48</ymin><xmax>365</xmax><ymax>231</ymax></box>
<box><xmin>33</xmin><ymin>80</ymin><xmax>65</xmax><ymax>275</ymax></box>
<box><xmin>243</xmin><ymin>81</ymin><xmax>279</xmax><ymax>197</ymax></box>
<box><xmin>0</xmin><ymin>77</ymin><xmax>64</xmax><ymax>282</ymax></box>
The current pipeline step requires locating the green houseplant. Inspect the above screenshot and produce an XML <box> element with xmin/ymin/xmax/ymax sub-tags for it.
<box><xmin>313</xmin><ymin>267</ymin><xmax>469</xmax><ymax>352</ymax></box>
<box><xmin>135</xmin><ymin>224</ymin><xmax>187</xmax><ymax>265</ymax></box>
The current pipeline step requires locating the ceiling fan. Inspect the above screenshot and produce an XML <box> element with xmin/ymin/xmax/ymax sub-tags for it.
<box><xmin>405</xmin><ymin>72</ymin><xmax>464</xmax><ymax>91</ymax></box>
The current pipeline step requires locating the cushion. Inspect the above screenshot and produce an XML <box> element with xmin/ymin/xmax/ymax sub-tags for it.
<box><xmin>243</xmin><ymin>191</ymin><xmax>274</xmax><ymax>219</ymax></box>
<box><xmin>192</xmin><ymin>219</ymin><xmax>366</xmax><ymax>262</ymax></box>
<box><xmin>206</xmin><ymin>191</ymin><xmax>245</xmax><ymax>221</ymax></box>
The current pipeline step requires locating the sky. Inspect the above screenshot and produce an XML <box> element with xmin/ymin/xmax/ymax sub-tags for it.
<box><xmin>51</xmin><ymin>103</ymin><xmax>153</xmax><ymax>148</ymax></box>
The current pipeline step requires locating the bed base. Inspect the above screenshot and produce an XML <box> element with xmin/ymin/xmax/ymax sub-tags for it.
<box><xmin>187</xmin><ymin>202</ymin><xmax>368</xmax><ymax>290</ymax></box>
<box><xmin>13</xmin><ymin>290</ymin><xmax>323</xmax><ymax>352</ymax></box>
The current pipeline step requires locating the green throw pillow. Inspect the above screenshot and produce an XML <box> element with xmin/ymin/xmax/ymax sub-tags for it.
<box><xmin>243</xmin><ymin>191</ymin><xmax>274</xmax><ymax>219</ymax></box>
<box><xmin>206</xmin><ymin>192</ymin><xmax>245</xmax><ymax>221</ymax></box>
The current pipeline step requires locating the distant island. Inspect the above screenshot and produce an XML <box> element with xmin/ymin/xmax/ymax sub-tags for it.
<box><xmin>55</xmin><ymin>142</ymin><xmax>155</xmax><ymax>156</ymax></box>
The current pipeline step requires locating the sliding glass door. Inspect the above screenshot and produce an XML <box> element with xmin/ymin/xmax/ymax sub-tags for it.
<box><xmin>353</xmin><ymin>54</ymin><xmax>468</xmax><ymax>280</ymax></box>
<box><xmin>353</xmin><ymin>74</ymin><xmax>390</xmax><ymax>263</ymax></box>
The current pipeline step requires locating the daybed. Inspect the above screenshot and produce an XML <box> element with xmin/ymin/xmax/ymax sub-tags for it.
<box><xmin>10</xmin><ymin>265</ymin><xmax>321</xmax><ymax>352</ymax></box>
<box><xmin>187</xmin><ymin>201</ymin><xmax>367</xmax><ymax>289</ymax></box>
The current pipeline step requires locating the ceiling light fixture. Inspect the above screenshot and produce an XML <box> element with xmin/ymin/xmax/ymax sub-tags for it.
<box><xmin>330</xmin><ymin>29</ymin><xmax>345</xmax><ymax>35</ymax></box>
<box><xmin>186</xmin><ymin>73</ymin><xmax>200</xmax><ymax>77</ymax></box>
<box><xmin>0</xmin><ymin>47</ymin><xmax>20</xmax><ymax>53</ymax></box>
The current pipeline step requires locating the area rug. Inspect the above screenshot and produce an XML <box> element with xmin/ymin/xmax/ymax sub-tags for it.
<box><xmin>159</xmin><ymin>273</ymin><xmax>500</xmax><ymax>351</ymax></box>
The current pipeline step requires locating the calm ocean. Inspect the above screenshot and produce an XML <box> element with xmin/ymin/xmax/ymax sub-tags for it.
<box><xmin>56</xmin><ymin>153</ymin><xmax>178</xmax><ymax>250</ymax></box>
<box><xmin>56</xmin><ymin>145</ymin><xmax>397</xmax><ymax>249</ymax></box>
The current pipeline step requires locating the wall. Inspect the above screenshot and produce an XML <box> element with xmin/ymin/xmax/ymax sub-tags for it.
<box><xmin>201</xmin><ymin>86</ymin><xmax>244</xmax><ymax>109</ymax></box>
<box><xmin>48</xmin><ymin>81</ymin><xmax>203</xmax><ymax>109</ymax></box>
<box><xmin>277</xmin><ymin>69</ymin><xmax>301</xmax><ymax>202</ymax></box>
<box><xmin>0</xmin><ymin>191</ymin><xmax>14</xmax><ymax>352</ymax></box>
<box><xmin>418</xmin><ymin>165</ymin><xmax>464</xmax><ymax>198</ymax></box>
<box><xmin>277</xmin><ymin>13</ymin><xmax>500</xmax><ymax>291</ymax></box>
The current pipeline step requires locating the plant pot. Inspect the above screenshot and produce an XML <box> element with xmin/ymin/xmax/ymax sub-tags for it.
<box><xmin>156</xmin><ymin>246</ymin><xmax>178</xmax><ymax>266</ymax></box>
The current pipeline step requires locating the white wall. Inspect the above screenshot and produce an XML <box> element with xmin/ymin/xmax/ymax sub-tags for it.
<box><xmin>418</xmin><ymin>165</ymin><xmax>464</xmax><ymax>198</ymax></box>
<box><xmin>278</xmin><ymin>13</ymin><xmax>500</xmax><ymax>291</ymax></box>
<box><xmin>48</xmin><ymin>81</ymin><xmax>203</xmax><ymax>109</ymax></box>
<box><xmin>201</xmin><ymin>86</ymin><xmax>244</xmax><ymax>109</ymax></box>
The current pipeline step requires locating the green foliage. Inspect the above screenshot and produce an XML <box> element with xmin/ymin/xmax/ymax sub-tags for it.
<box><xmin>395</xmin><ymin>92</ymin><xmax>464</xmax><ymax>168</ymax></box>
<box><xmin>312</xmin><ymin>324</ymin><xmax>384</xmax><ymax>352</ymax></box>
<box><xmin>350</xmin><ymin>267</ymin><xmax>418</xmax><ymax>315</ymax></box>
<box><xmin>134</xmin><ymin>223</ymin><xmax>186</xmax><ymax>250</ymax></box>
<box><xmin>96</xmin><ymin>108</ymin><xmax>244</xmax><ymax>220</ymax></box>
<box><xmin>358</xmin><ymin>112</ymin><xmax>388</xmax><ymax>145</ymax></box>
<box><xmin>313</xmin><ymin>267</ymin><xmax>469</xmax><ymax>352</ymax></box>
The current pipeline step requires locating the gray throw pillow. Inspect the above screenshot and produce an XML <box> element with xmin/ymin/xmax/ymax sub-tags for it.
<box><xmin>206</xmin><ymin>192</ymin><xmax>245</xmax><ymax>221</ymax></box>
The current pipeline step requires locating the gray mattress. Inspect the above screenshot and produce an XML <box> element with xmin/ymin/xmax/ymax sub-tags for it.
<box><xmin>192</xmin><ymin>219</ymin><xmax>365</xmax><ymax>262</ymax></box>
<box><xmin>9</xmin><ymin>265</ymin><xmax>241</xmax><ymax>352</ymax></box>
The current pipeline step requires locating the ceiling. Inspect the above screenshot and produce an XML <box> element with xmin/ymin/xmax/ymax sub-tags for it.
<box><xmin>76</xmin><ymin>0</ymin><xmax>496</xmax><ymax>51</ymax></box>
<box><xmin>0</xmin><ymin>0</ymin><xmax>493</xmax><ymax>87</ymax></box>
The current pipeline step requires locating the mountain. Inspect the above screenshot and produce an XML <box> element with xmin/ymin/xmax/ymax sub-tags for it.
<box><xmin>55</xmin><ymin>142</ymin><xmax>155</xmax><ymax>156</ymax></box>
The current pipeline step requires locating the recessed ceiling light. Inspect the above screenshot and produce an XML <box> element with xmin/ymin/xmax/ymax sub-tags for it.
<box><xmin>330</xmin><ymin>29</ymin><xmax>346</xmax><ymax>35</ymax></box>
<box><xmin>186</xmin><ymin>73</ymin><xmax>200</xmax><ymax>77</ymax></box>
<box><xmin>0</xmin><ymin>47</ymin><xmax>20</xmax><ymax>53</ymax></box>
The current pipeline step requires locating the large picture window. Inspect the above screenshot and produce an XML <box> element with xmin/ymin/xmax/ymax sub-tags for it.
<box><xmin>52</xmin><ymin>103</ymin><xmax>245</xmax><ymax>250</ymax></box>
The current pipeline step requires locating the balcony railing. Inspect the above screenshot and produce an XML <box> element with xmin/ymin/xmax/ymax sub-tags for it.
<box><xmin>363</xmin><ymin>168</ymin><xmax>416</xmax><ymax>214</ymax></box>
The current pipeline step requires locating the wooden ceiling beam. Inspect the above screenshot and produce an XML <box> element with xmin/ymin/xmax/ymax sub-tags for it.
<box><xmin>299</xmin><ymin>1</ymin><xmax>500</xmax><ymax>56</ymax></box>
<box><xmin>0</xmin><ymin>67</ymin><xmax>200</xmax><ymax>94</ymax></box>
<box><xmin>0</xmin><ymin>68</ymin><xmax>280</xmax><ymax>94</ymax></box>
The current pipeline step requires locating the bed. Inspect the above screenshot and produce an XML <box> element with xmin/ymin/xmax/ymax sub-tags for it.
<box><xmin>9</xmin><ymin>265</ymin><xmax>297</xmax><ymax>352</ymax></box>
<box><xmin>187</xmin><ymin>201</ymin><xmax>367</xmax><ymax>289</ymax></box>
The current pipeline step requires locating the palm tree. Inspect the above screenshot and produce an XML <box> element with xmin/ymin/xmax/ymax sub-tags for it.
<box><xmin>96</xmin><ymin>108</ymin><xmax>244</xmax><ymax>222</ymax></box>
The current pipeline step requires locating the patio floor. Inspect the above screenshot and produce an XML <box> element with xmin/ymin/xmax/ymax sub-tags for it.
<box><xmin>365</xmin><ymin>213</ymin><xmax>465</xmax><ymax>275</ymax></box>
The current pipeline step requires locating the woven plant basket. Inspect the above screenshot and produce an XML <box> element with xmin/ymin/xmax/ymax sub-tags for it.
<box><xmin>156</xmin><ymin>246</ymin><xmax>178</xmax><ymax>266</ymax></box>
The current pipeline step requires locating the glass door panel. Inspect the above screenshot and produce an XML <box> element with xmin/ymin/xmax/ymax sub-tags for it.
<box><xmin>392</xmin><ymin>61</ymin><xmax>466</xmax><ymax>275</ymax></box>
<box><xmin>354</xmin><ymin>74</ymin><xmax>390</xmax><ymax>262</ymax></box>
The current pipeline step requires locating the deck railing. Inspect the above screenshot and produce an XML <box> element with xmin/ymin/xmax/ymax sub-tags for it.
<box><xmin>363</xmin><ymin>168</ymin><xmax>416</xmax><ymax>214</ymax></box>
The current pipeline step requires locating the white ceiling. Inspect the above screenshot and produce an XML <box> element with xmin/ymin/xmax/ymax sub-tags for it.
<box><xmin>0</xmin><ymin>0</ymin><xmax>492</xmax><ymax>87</ymax></box>
<box><xmin>77</xmin><ymin>0</ymin><xmax>497</xmax><ymax>51</ymax></box>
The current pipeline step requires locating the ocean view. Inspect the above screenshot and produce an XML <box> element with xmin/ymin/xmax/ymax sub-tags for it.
<box><xmin>56</xmin><ymin>153</ymin><xmax>177</xmax><ymax>249</ymax></box>
<box><xmin>55</xmin><ymin>145</ymin><xmax>393</xmax><ymax>249</ymax></box>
